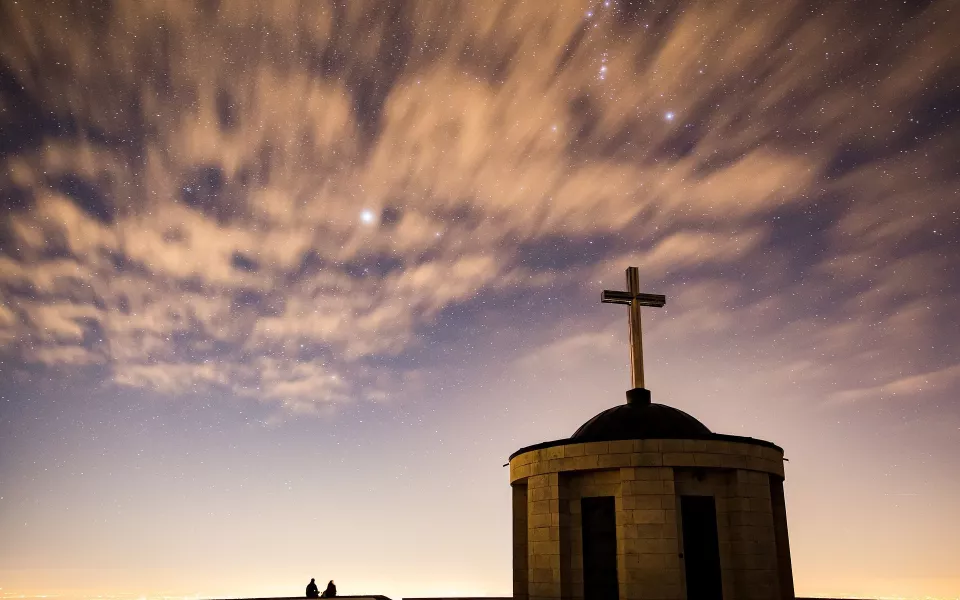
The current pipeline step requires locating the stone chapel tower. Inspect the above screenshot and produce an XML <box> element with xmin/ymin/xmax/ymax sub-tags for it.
<box><xmin>508</xmin><ymin>268</ymin><xmax>795</xmax><ymax>600</ymax></box>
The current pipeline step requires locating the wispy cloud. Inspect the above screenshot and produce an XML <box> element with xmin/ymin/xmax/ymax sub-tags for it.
<box><xmin>0</xmin><ymin>0</ymin><xmax>955</xmax><ymax>413</ymax></box>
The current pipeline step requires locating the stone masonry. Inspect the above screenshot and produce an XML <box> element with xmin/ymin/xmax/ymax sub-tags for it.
<box><xmin>510</xmin><ymin>439</ymin><xmax>791</xmax><ymax>600</ymax></box>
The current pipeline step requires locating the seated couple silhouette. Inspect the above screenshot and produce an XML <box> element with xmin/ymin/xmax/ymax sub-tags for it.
<box><xmin>306</xmin><ymin>578</ymin><xmax>336</xmax><ymax>598</ymax></box>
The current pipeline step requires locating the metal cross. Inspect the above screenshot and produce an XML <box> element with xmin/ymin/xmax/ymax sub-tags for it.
<box><xmin>601</xmin><ymin>266</ymin><xmax>666</xmax><ymax>390</ymax></box>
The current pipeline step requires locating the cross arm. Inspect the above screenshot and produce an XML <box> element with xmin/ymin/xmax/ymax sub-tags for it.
<box><xmin>635</xmin><ymin>293</ymin><xmax>666</xmax><ymax>307</ymax></box>
<box><xmin>601</xmin><ymin>290</ymin><xmax>633</xmax><ymax>305</ymax></box>
<box><xmin>601</xmin><ymin>290</ymin><xmax>666</xmax><ymax>307</ymax></box>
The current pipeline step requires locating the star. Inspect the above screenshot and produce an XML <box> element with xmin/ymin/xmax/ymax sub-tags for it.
<box><xmin>360</xmin><ymin>209</ymin><xmax>376</xmax><ymax>224</ymax></box>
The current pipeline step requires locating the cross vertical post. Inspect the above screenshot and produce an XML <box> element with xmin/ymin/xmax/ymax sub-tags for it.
<box><xmin>627</xmin><ymin>267</ymin><xmax>644</xmax><ymax>388</ymax></box>
<box><xmin>601</xmin><ymin>267</ymin><xmax>666</xmax><ymax>390</ymax></box>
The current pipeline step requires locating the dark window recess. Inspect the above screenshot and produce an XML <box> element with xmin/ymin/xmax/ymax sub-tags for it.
<box><xmin>581</xmin><ymin>496</ymin><xmax>619</xmax><ymax>600</ymax></box>
<box><xmin>680</xmin><ymin>495</ymin><xmax>724</xmax><ymax>600</ymax></box>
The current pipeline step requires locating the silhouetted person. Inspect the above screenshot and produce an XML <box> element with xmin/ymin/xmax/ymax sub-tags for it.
<box><xmin>320</xmin><ymin>580</ymin><xmax>336</xmax><ymax>598</ymax></box>
<box><xmin>306</xmin><ymin>578</ymin><xmax>319</xmax><ymax>598</ymax></box>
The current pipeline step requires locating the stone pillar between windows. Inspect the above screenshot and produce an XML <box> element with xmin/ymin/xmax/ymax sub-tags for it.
<box><xmin>619</xmin><ymin>465</ymin><xmax>682</xmax><ymax>600</ymax></box>
<box><xmin>527</xmin><ymin>473</ymin><xmax>563</xmax><ymax>600</ymax></box>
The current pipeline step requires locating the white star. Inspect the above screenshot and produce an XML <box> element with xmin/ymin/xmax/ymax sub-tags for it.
<box><xmin>360</xmin><ymin>209</ymin><xmax>376</xmax><ymax>224</ymax></box>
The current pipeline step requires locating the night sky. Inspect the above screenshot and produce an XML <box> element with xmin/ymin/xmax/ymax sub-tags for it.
<box><xmin>1</xmin><ymin>0</ymin><xmax>958</xmax><ymax>599</ymax></box>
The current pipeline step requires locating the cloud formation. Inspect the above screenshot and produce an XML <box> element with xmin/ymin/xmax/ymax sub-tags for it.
<box><xmin>0</xmin><ymin>0</ymin><xmax>956</xmax><ymax>412</ymax></box>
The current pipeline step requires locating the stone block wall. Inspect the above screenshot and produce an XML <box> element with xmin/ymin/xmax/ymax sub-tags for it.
<box><xmin>727</xmin><ymin>469</ymin><xmax>780</xmax><ymax>600</ymax></box>
<box><xmin>526</xmin><ymin>472</ymin><xmax>565</xmax><ymax>600</ymax></box>
<box><xmin>770</xmin><ymin>476</ymin><xmax>795</xmax><ymax>600</ymax></box>
<box><xmin>617</xmin><ymin>466</ymin><xmax>681</xmax><ymax>600</ymax></box>
<box><xmin>510</xmin><ymin>438</ymin><xmax>789</xmax><ymax>600</ymax></box>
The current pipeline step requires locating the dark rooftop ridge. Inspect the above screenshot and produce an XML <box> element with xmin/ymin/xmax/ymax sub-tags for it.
<box><xmin>509</xmin><ymin>387</ymin><xmax>783</xmax><ymax>460</ymax></box>
<box><xmin>509</xmin><ymin>432</ymin><xmax>783</xmax><ymax>461</ymax></box>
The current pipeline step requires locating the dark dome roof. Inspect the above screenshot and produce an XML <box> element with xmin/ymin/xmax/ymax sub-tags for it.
<box><xmin>571</xmin><ymin>392</ymin><xmax>711</xmax><ymax>443</ymax></box>
<box><xmin>509</xmin><ymin>389</ymin><xmax>782</xmax><ymax>460</ymax></box>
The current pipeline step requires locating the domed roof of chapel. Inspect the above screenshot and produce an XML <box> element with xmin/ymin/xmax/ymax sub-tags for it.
<box><xmin>570</xmin><ymin>394</ymin><xmax>712</xmax><ymax>443</ymax></box>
